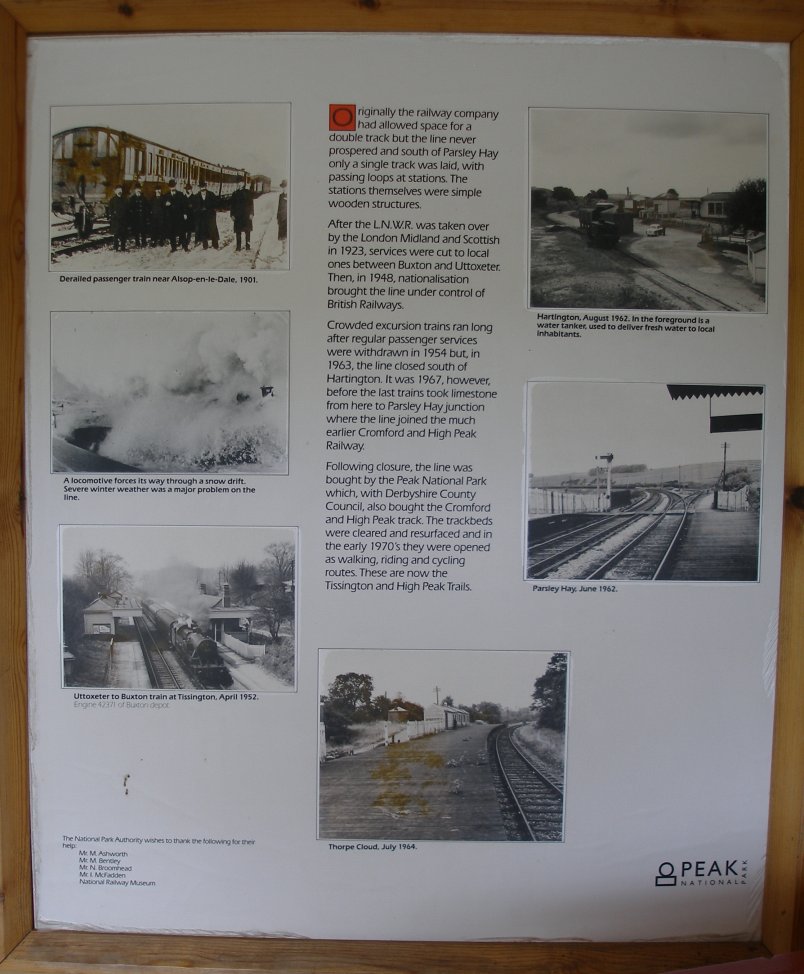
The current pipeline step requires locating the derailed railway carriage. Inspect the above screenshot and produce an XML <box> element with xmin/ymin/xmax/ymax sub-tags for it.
<box><xmin>141</xmin><ymin>599</ymin><xmax>232</xmax><ymax>689</ymax></box>
<box><xmin>52</xmin><ymin>126</ymin><xmax>269</xmax><ymax>217</ymax></box>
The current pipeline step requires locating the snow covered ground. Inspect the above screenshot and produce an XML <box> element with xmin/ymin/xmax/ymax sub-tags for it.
<box><xmin>51</xmin><ymin>192</ymin><xmax>287</xmax><ymax>272</ymax></box>
<box><xmin>220</xmin><ymin>647</ymin><xmax>294</xmax><ymax>692</ymax></box>
<box><xmin>51</xmin><ymin>310</ymin><xmax>289</xmax><ymax>474</ymax></box>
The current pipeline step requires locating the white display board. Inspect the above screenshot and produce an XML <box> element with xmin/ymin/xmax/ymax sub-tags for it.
<box><xmin>25</xmin><ymin>32</ymin><xmax>788</xmax><ymax>941</ymax></box>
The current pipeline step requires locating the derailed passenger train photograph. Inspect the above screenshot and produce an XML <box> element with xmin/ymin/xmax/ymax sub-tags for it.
<box><xmin>50</xmin><ymin>102</ymin><xmax>290</xmax><ymax>271</ymax></box>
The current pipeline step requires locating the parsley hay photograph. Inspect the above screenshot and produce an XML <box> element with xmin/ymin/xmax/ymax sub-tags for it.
<box><xmin>525</xmin><ymin>381</ymin><xmax>763</xmax><ymax>582</ymax></box>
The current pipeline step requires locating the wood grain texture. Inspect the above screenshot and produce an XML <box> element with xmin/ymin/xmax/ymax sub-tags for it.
<box><xmin>0</xmin><ymin>2</ymin><xmax>802</xmax><ymax>972</ymax></box>
<box><xmin>761</xmin><ymin>30</ymin><xmax>804</xmax><ymax>955</ymax></box>
<box><xmin>0</xmin><ymin>0</ymin><xmax>803</xmax><ymax>40</ymax></box>
<box><xmin>0</xmin><ymin>931</ymin><xmax>771</xmax><ymax>973</ymax></box>
<box><xmin>0</xmin><ymin>2</ymin><xmax>32</xmax><ymax>962</ymax></box>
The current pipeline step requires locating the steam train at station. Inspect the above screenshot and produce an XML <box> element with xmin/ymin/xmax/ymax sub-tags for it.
<box><xmin>141</xmin><ymin>598</ymin><xmax>233</xmax><ymax>689</ymax></box>
<box><xmin>52</xmin><ymin>126</ymin><xmax>269</xmax><ymax>218</ymax></box>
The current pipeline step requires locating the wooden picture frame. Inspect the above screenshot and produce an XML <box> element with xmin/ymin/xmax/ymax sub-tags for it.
<box><xmin>0</xmin><ymin>3</ymin><xmax>800</xmax><ymax>971</ymax></box>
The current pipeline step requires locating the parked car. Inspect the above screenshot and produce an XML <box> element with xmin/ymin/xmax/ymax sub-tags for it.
<box><xmin>646</xmin><ymin>224</ymin><xmax>666</xmax><ymax>237</ymax></box>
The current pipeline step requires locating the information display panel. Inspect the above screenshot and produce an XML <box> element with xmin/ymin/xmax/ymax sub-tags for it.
<box><xmin>1</xmin><ymin>4</ymin><xmax>802</xmax><ymax>971</ymax></box>
<box><xmin>22</xmin><ymin>30</ymin><xmax>790</xmax><ymax>943</ymax></box>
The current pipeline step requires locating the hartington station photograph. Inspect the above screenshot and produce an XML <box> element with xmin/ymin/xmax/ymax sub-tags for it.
<box><xmin>529</xmin><ymin>108</ymin><xmax>768</xmax><ymax>312</ymax></box>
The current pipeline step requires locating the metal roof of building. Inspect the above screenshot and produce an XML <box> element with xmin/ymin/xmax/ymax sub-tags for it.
<box><xmin>666</xmin><ymin>384</ymin><xmax>764</xmax><ymax>400</ymax></box>
<box><xmin>84</xmin><ymin>594</ymin><xmax>140</xmax><ymax>612</ymax></box>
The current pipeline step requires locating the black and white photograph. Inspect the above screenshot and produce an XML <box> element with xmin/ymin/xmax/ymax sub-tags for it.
<box><xmin>51</xmin><ymin>310</ymin><xmax>289</xmax><ymax>474</ymax></box>
<box><xmin>318</xmin><ymin>649</ymin><xmax>568</xmax><ymax>841</ymax></box>
<box><xmin>525</xmin><ymin>381</ymin><xmax>764</xmax><ymax>581</ymax></box>
<box><xmin>50</xmin><ymin>103</ymin><xmax>289</xmax><ymax>270</ymax></box>
<box><xmin>529</xmin><ymin>109</ymin><xmax>768</xmax><ymax>312</ymax></box>
<box><xmin>61</xmin><ymin>524</ymin><xmax>297</xmax><ymax>691</ymax></box>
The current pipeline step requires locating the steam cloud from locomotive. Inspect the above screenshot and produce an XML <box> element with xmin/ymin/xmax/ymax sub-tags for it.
<box><xmin>52</xmin><ymin>310</ymin><xmax>289</xmax><ymax>473</ymax></box>
<box><xmin>136</xmin><ymin>563</ymin><xmax>216</xmax><ymax>628</ymax></box>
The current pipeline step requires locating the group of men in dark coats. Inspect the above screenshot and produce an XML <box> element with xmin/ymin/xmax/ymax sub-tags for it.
<box><xmin>105</xmin><ymin>178</ymin><xmax>255</xmax><ymax>253</ymax></box>
<box><xmin>229</xmin><ymin>179</ymin><xmax>254</xmax><ymax>251</ymax></box>
<box><xmin>159</xmin><ymin>179</ymin><xmax>221</xmax><ymax>252</ymax></box>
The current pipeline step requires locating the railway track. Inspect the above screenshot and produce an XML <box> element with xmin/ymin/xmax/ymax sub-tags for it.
<box><xmin>588</xmin><ymin>491</ymin><xmax>698</xmax><ymax>580</ymax></box>
<box><xmin>527</xmin><ymin>490</ymin><xmax>662</xmax><ymax>578</ymax></box>
<box><xmin>51</xmin><ymin>222</ymin><xmax>115</xmax><ymax>258</ymax></box>
<box><xmin>528</xmin><ymin>489</ymin><xmax>698</xmax><ymax>580</ymax></box>
<box><xmin>490</xmin><ymin>726</ymin><xmax>564</xmax><ymax>841</ymax></box>
<box><xmin>53</xmin><ymin>235</ymin><xmax>115</xmax><ymax>258</ymax></box>
<box><xmin>619</xmin><ymin>248</ymin><xmax>739</xmax><ymax>312</ymax></box>
<box><xmin>537</xmin><ymin>222</ymin><xmax>741</xmax><ymax>312</ymax></box>
<box><xmin>133</xmin><ymin>616</ymin><xmax>199</xmax><ymax>690</ymax></box>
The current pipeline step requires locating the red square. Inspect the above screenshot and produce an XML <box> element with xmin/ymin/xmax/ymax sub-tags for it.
<box><xmin>330</xmin><ymin>104</ymin><xmax>356</xmax><ymax>131</ymax></box>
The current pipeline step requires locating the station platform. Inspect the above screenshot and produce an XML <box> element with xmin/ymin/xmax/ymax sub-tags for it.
<box><xmin>670</xmin><ymin>504</ymin><xmax>760</xmax><ymax>580</ymax></box>
<box><xmin>106</xmin><ymin>640</ymin><xmax>151</xmax><ymax>689</ymax></box>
